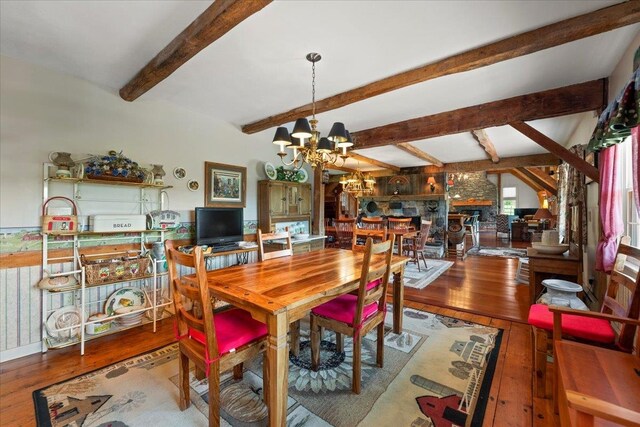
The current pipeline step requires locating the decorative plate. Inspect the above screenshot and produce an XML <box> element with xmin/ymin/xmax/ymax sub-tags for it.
<box><xmin>296</xmin><ymin>168</ymin><xmax>309</xmax><ymax>183</ymax></box>
<box><xmin>264</xmin><ymin>162</ymin><xmax>277</xmax><ymax>180</ymax></box>
<box><xmin>173</xmin><ymin>167</ymin><xmax>186</xmax><ymax>180</ymax></box>
<box><xmin>188</xmin><ymin>180</ymin><xmax>199</xmax><ymax>191</ymax></box>
<box><xmin>46</xmin><ymin>306</ymin><xmax>81</xmax><ymax>340</ymax></box>
<box><xmin>38</xmin><ymin>274</ymin><xmax>78</xmax><ymax>291</ymax></box>
<box><xmin>105</xmin><ymin>287</ymin><xmax>147</xmax><ymax>316</ymax></box>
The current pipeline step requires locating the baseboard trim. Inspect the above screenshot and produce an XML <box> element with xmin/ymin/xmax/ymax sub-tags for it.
<box><xmin>1</xmin><ymin>342</ymin><xmax>41</xmax><ymax>363</ymax></box>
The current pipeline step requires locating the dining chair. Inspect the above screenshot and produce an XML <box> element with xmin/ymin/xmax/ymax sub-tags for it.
<box><xmin>387</xmin><ymin>217</ymin><xmax>412</xmax><ymax>231</ymax></box>
<box><xmin>527</xmin><ymin>237</ymin><xmax>640</xmax><ymax>399</ymax></box>
<box><xmin>404</xmin><ymin>220</ymin><xmax>432</xmax><ymax>271</ymax></box>
<box><xmin>256</xmin><ymin>229</ymin><xmax>303</xmax><ymax>356</ymax></box>
<box><xmin>334</xmin><ymin>217</ymin><xmax>356</xmax><ymax>249</ymax></box>
<box><xmin>165</xmin><ymin>240</ymin><xmax>267</xmax><ymax>427</ymax></box>
<box><xmin>352</xmin><ymin>227</ymin><xmax>388</xmax><ymax>252</ymax></box>
<box><xmin>361</xmin><ymin>216</ymin><xmax>384</xmax><ymax>230</ymax></box>
<box><xmin>310</xmin><ymin>234</ymin><xmax>395</xmax><ymax>394</ymax></box>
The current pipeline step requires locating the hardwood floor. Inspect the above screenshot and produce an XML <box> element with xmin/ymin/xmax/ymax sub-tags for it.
<box><xmin>0</xmin><ymin>236</ymin><xmax>559</xmax><ymax>426</ymax></box>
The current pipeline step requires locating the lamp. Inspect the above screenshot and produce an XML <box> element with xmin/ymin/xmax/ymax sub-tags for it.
<box><xmin>272</xmin><ymin>53</ymin><xmax>351</xmax><ymax>170</ymax></box>
<box><xmin>427</xmin><ymin>176</ymin><xmax>436</xmax><ymax>193</ymax></box>
<box><xmin>340</xmin><ymin>169</ymin><xmax>375</xmax><ymax>196</ymax></box>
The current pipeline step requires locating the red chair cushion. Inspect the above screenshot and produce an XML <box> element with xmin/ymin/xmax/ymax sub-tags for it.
<box><xmin>527</xmin><ymin>304</ymin><xmax>616</xmax><ymax>344</ymax></box>
<box><xmin>189</xmin><ymin>308</ymin><xmax>267</xmax><ymax>355</ymax></box>
<box><xmin>312</xmin><ymin>294</ymin><xmax>379</xmax><ymax>326</ymax></box>
<box><xmin>366</xmin><ymin>279</ymin><xmax>381</xmax><ymax>291</ymax></box>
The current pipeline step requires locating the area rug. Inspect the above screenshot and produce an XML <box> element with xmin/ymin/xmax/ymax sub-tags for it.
<box><xmin>401</xmin><ymin>259</ymin><xmax>454</xmax><ymax>289</ymax></box>
<box><xmin>466</xmin><ymin>246</ymin><xmax>527</xmax><ymax>259</ymax></box>
<box><xmin>34</xmin><ymin>307</ymin><xmax>502</xmax><ymax>427</ymax></box>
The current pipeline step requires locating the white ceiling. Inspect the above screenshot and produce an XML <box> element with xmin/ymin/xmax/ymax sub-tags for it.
<box><xmin>1</xmin><ymin>0</ymin><xmax>638</xmax><ymax>170</ymax></box>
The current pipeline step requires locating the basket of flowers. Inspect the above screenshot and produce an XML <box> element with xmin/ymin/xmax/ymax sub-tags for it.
<box><xmin>84</xmin><ymin>151</ymin><xmax>146</xmax><ymax>183</ymax></box>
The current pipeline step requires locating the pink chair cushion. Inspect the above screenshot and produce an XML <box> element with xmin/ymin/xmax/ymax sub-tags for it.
<box><xmin>189</xmin><ymin>308</ymin><xmax>267</xmax><ymax>355</ymax></box>
<box><xmin>366</xmin><ymin>279</ymin><xmax>381</xmax><ymax>291</ymax></box>
<box><xmin>527</xmin><ymin>304</ymin><xmax>615</xmax><ymax>344</ymax></box>
<box><xmin>312</xmin><ymin>294</ymin><xmax>379</xmax><ymax>326</ymax></box>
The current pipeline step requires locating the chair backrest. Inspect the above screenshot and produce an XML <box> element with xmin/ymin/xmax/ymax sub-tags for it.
<box><xmin>334</xmin><ymin>218</ymin><xmax>356</xmax><ymax>247</ymax></box>
<box><xmin>353</xmin><ymin>235</ymin><xmax>395</xmax><ymax>327</ymax></box>
<box><xmin>418</xmin><ymin>220</ymin><xmax>432</xmax><ymax>248</ymax></box>
<box><xmin>352</xmin><ymin>227</ymin><xmax>388</xmax><ymax>252</ymax></box>
<box><xmin>387</xmin><ymin>217</ymin><xmax>412</xmax><ymax>230</ymax></box>
<box><xmin>361</xmin><ymin>217</ymin><xmax>384</xmax><ymax>230</ymax></box>
<box><xmin>602</xmin><ymin>237</ymin><xmax>640</xmax><ymax>351</ymax></box>
<box><xmin>257</xmin><ymin>229</ymin><xmax>293</xmax><ymax>261</ymax></box>
<box><xmin>165</xmin><ymin>240</ymin><xmax>219</xmax><ymax>358</ymax></box>
<box><xmin>495</xmin><ymin>214</ymin><xmax>511</xmax><ymax>233</ymax></box>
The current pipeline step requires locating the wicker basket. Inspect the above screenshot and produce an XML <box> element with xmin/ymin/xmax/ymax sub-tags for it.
<box><xmin>85</xmin><ymin>173</ymin><xmax>144</xmax><ymax>183</ymax></box>
<box><xmin>81</xmin><ymin>253</ymin><xmax>150</xmax><ymax>285</ymax></box>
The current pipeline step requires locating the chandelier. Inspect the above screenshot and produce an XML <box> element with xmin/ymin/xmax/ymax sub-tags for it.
<box><xmin>339</xmin><ymin>169</ymin><xmax>376</xmax><ymax>195</ymax></box>
<box><xmin>272</xmin><ymin>53</ymin><xmax>352</xmax><ymax>170</ymax></box>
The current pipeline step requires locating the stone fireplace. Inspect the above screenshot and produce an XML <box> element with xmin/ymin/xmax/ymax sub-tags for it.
<box><xmin>447</xmin><ymin>172</ymin><xmax>498</xmax><ymax>222</ymax></box>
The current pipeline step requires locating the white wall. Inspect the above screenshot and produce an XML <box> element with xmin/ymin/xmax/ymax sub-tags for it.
<box><xmin>0</xmin><ymin>55</ymin><xmax>291</xmax><ymax>228</ymax></box>
<box><xmin>498</xmin><ymin>173</ymin><xmax>540</xmax><ymax>209</ymax></box>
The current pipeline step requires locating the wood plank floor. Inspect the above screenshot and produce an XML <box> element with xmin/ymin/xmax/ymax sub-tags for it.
<box><xmin>0</xmin><ymin>235</ymin><xmax>559</xmax><ymax>426</ymax></box>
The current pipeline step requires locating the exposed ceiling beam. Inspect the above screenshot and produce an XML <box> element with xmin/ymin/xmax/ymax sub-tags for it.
<box><xmin>120</xmin><ymin>0</ymin><xmax>272</xmax><ymax>101</ymax></box>
<box><xmin>471</xmin><ymin>129</ymin><xmax>500</xmax><ymax>163</ymax></box>
<box><xmin>404</xmin><ymin>153</ymin><xmax>560</xmax><ymax>174</ymax></box>
<box><xmin>395</xmin><ymin>143</ymin><xmax>445</xmax><ymax>167</ymax></box>
<box><xmin>324</xmin><ymin>164</ymin><xmax>357</xmax><ymax>173</ymax></box>
<box><xmin>509</xmin><ymin>168</ymin><xmax>544</xmax><ymax>193</ymax></box>
<box><xmin>348</xmin><ymin>152</ymin><xmax>400</xmax><ymax>172</ymax></box>
<box><xmin>241</xmin><ymin>2</ymin><xmax>637</xmax><ymax>134</ymax></box>
<box><xmin>516</xmin><ymin>167</ymin><xmax>557</xmax><ymax>196</ymax></box>
<box><xmin>510</xmin><ymin>121</ymin><xmax>599</xmax><ymax>183</ymax></box>
<box><xmin>351</xmin><ymin>79</ymin><xmax>606</xmax><ymax>148</ymax></box>
<box><xmin>524</xmin><ymin>167</ymin><xmax>558</xmax><ymax>194</ymax></box>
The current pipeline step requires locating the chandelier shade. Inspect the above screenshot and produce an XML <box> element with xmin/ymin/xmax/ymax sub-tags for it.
<box><xmin>272</xmin><ymin>53</ymin><xmax>351</xmax><ymax>170</ymax></box>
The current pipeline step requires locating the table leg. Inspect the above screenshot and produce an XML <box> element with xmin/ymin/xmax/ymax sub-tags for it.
<box><xmin>397</xmin><ymin>234</ymin><xmax>403</xmax><ymax>256</ymax></box>
<box><xmin>392</xmin><ymin>266</ymin><xmax>405</xmax><ymax>334</ymax></box>
<box><xmin>266</xmin><ymin>312</ymin><xmax>288</xmax><ymax>427</ymax></box>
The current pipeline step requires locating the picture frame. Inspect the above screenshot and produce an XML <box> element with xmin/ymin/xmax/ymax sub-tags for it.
<box><xmin>204</xmin><ymin>162</ymin><xmax>246</xmax><ymax>208</ymax></box>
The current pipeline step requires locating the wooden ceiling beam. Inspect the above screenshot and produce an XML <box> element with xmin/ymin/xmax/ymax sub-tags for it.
<box><xmin>510</xmin><ymin>121</ymin><xmax>599</xmax><ymax>183</ymax></box>
<box><xmin>509</xmin><ymin>168</ymin><xmax>544</xmax><ymax>193</ymax></box>
<box><xmin>348</xmin><ymin>152</ymin><xmax>400</xmax><ymax>172</ymax></box>
<box><xmin>524</xmin><ymin>167</ymin><xmax>558</xmax><ymax>193</ymax></box>
<box><xmin>404</xmin><ymin>153</ymin><xmax>560</xmax><ymax>175</ymax></box>
<box><xmin>396</xmin><ymin>143</ymin><xmax>444</xmax><ymax>167</ymax></box>
<box><xmin>471</xmin><ymin>129</ymin><xmax>499</xmax><ymax>163</ymax></box>
<box><xmin>351</xmin><ymin>79</ymin><xmax>606</xmax><ymax>148</ymax></box>
<box><xmin>241</xmin><ymin>1</ymin><xmax>637</xmax><ymax>134</ymax></box>
<box><xmin>120</xmin><ymin>0</ymin><xmax>272</xmax><ymax>101</ymax></box>
<box><xmin>516</xmin><ymin>167</ymin><xmax>557</xmax><ymax>196</ymax></box>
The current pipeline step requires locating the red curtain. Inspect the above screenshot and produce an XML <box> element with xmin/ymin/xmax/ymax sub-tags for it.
<box><xmin>596</xmin><ymin>144</ymin><xmax>624</xmax><ymax>273</ymax></box>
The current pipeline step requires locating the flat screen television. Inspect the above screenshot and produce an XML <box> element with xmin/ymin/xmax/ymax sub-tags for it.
<box><xmin>514</xmin><ymin>208</ymin><xmax>539</xmax><ymax>218</ymax></box>
<box><xmin>195</xmin><ymin>207</ymin><xmax>244</xmax><ymax>246</ymax></box>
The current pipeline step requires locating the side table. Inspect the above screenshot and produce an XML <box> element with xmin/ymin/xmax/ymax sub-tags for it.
<box><xmin>527</xmin><ymin>248</ymin><xmax>582</xmax><ymax>304</ymax></box>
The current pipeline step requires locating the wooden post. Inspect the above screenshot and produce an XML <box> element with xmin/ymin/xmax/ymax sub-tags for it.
<box><xmin>313</xmin><ymin>167</ymin><xmax>325</xmax><ymax>235</ymax></box>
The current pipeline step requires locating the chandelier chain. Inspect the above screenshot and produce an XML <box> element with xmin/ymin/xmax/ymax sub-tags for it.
<box><xmin>311</xmin><ymin>60</ymin><xmax>316</xmax><ymax>120</ymax></box>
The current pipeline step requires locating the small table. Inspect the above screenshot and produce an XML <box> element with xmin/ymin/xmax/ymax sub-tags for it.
<box><xmin>556</xmin><ymin>340</ymin><xmax>640</xmax><ymax>426</ymax></box>
<box><xmin>527</xmin><ymin>248</ymin><xmax>582</xmax><ymax>304</ymax></box>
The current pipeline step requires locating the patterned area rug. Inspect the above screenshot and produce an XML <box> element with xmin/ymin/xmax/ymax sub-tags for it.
<box><xmin>466</xmin><ymin>246</ymin><xmax>527</xmax><ymax>259</ymax></box>
<box><xmin>34</xmin><ymin>308</ymin><xmax>502</xmax><ymax>427</ymax></box>
<box><xmin>401</xmin><ymin>259</ymin><xmax>454</xmax><ymax>289</ymax></box>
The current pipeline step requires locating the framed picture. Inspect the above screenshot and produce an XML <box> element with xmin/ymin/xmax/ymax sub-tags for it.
<box><xmin>204</xmin><ymin>162</ymin><xmax>246</xmax><ymax>208</ymax></box>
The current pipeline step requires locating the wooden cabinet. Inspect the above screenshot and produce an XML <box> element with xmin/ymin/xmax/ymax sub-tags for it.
<box><xmin>258</xmin><ymin>180</ymin><xmax>312</xmax><ymax>232</ymax></box>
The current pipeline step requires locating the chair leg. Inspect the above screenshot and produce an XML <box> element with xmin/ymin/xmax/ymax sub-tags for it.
<box><xmin>310</xmin><ymin>315</ymin><xmax>320</xmax><ymax>371</ymax></box>
<box><xmin>290</xmin><ymin>320</ymin><xmax>300</xmax><ymax>357</ymax></box>
<box><xmin>233</xmin><ymin>363</ymin><xmax>243</xmax><ymax>380</ymax></box>
<box><xmin>533</xmin><ymin>326</ymin><xmax>549</xmax><ymax>398</ymax></box>
<box><xmin>179</xmin><ymin>351</ymin><xmax>191</xmax><ymax>410</ymax></box>
<box><xmin>262</xmin><ymin>354</ymin><xmax>269</xmax><ymax>404</ymax></box>
<box><xmin>352</xmin><ymin>334</ymin><xmax>362</xmax><ymax>394</ymax></box>
<box><xmin>420</xmin><ymin>253</ymin><xmax>428</xmax><ymax>271</ymax></box>
<box><xmin>377</xmin><ymin>323</ymin><xmax>384</xmax><ymax>368</ymax></box>
<box><xmin>208</xmin><ymin>362</ymin><xmax>220</xmax><ymax>427</ymax></box>
<box><xmin>335</xmin><ymin>332</ymin><xmax>343</xmax><ymax>353</ymax></box>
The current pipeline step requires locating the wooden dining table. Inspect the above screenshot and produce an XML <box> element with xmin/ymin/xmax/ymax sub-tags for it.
<box><xmin>200</xmin><ymin>248</ymin><xmax>409</xmax><ymax>426</ymax></box>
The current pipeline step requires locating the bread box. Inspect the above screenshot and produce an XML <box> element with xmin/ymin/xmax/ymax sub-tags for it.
<box><xmin>89</xmin><ymin>214</ymin><xmax>146</xmax><ymax>232</ymax></box>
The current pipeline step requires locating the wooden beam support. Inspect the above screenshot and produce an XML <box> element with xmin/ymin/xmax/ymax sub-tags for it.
<box><xmin>120</xmin><ymin>0</ymin><xmax>272</xmax><ymax>101</ymax></box>
<box><xmin>471</xmin><ymin>129</ymin><xmax>500</xmax><ymax>163</ymax></box>
<box><xmin>509</xmin><ymin>168</ymin><xmax>544</xmax><ymax>193</ymax></box>
<box><xmin>312</xmin><ymin>167</ymin><xmax>324</xmax><ymax>235</ymax></box>
<box><xmin>510</xmin><ymin>121</ymin><xmax>599</xmax><ymax>183</ymax></box>
<box><xmin>324</xmin><ymin>164</ymin><xmax>358</xmax><ymax>174</ymax></box>
<box><xmin>396</xmin><ymin>143</ymin><xmax>444</xmax><ymax>167</ymax></box>
<box><xmin>241</xmin><ymin>1</ymin><xmax>637</xmax><ymax>134</ymax></box>
<box><xmin>516</xmin><ymin>167</ymin><xmax>557</xmax><ymax>196</ymax></box>
<box><xmin>351</xmin><ymin>79</ymin><xmax>606</xmax><ymax>148</ymax></box>
<box><xmin>348</xmin><ymin>152</ymin><xmax>400</xmax><ymax>172</ymax></box>
<box><xmin>404</xmin><ymin>153</ymin><xmax>560</xmax><ymax>175</ymax></box>
<box><xmin>524</xmin><ymin>167</ymin><xmax>558</xmax><ymax>195</ymax></box>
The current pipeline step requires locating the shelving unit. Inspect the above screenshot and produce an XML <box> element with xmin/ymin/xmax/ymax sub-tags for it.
<box><xmin>41</xmin><ymin>163</ymin><xmax>174</xmax><ymax>354</ymax></box>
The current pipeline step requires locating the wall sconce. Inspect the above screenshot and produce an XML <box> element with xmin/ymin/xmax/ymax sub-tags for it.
<box><xmin>427</xmin><ymin>176</ymin><xmax>436</xmax><ymax>193</ymax></box>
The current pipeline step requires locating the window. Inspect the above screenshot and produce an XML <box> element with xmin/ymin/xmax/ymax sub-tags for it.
<box><xmin>502</xmin><ymin>187</ymin><xmax>517</xmax><ymax>215</ymax></box>
<box><xmin>620</xmin><ymin>136</ymin><xmax>639</xmax><ymax>246</ymax></box>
